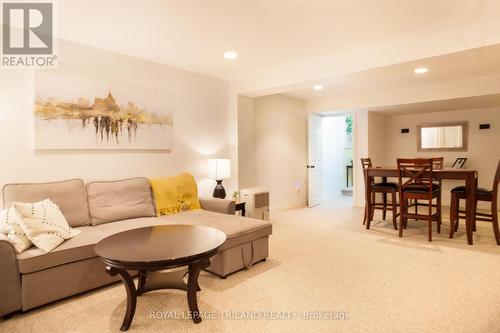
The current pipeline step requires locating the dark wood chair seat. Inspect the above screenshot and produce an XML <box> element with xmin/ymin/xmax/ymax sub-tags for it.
<box><xmin>451</xmin><ymin>186</ymin><xmax>490</xmax><ymax>192</ymax></box>
<box><xmin>450</xmin><ymin>186</ymin><xmax>492</xmax><ymax>200</ymax></box>
<box><xmin>404</xmin><ymin>184</ymin><xmax>441</xmax><ymax>194</ymax></box>
<box><xmin>372</xmin><ymin>182</ymin><xmax>398</xmax><ymax>189</ymax></box>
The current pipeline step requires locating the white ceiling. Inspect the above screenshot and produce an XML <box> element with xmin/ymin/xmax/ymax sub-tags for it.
<box><xmin>57</xmin><ymin>0</ymin><xmax>500</xmax><ymax>82</ymax></box>
<box><xmin>284</xmin><ymin>44</ymin><xmax>500</xmax><ymax>101</ymax></box>
<box><xmin>367</xmin><ymin>94</ymin><xmax>500</xmax><ymax>115</ymax></box>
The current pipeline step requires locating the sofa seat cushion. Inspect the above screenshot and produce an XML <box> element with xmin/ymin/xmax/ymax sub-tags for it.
<box><xmin>87</xmin><ymin>178</ymin><xmax>156</xmax><ymax>226</ymax></box>
<box><xmin>17</xmin><ymin>227</ymin><xmax>107</xmax><ymax>274</ymax></box>
<box><xmin>160</xmin><ymin>209</ymin><xmax>272</xmax><ymax>250</ymax></box>
<box><xmin>94</xmin><ymin>217</ymin><xmax>165</xmax><ymax>235</ymax></box>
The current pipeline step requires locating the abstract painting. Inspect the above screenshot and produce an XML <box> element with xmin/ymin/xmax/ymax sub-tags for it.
<box><xmin>34</xmin><ymin>70</ymin><xmax>173</xmax><ymax>150</ymax></box>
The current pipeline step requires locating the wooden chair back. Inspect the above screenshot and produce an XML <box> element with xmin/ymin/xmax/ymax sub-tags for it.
<box><xmin>361</xmin><ymin>158</ymin><xmax>372</xmax><ymax>186</ymax></box>
<box><xmin>493</xmin><ymin>160</ymin><xmax>500</xmax><ymax>198</ymax></box>
<box><xmin>432</xmin><ymin>157</ymin><xmax>444</xmax><ymax>170</ymax></box>
<box><xmin>425</xmin><ymin>157</ymin><xmax>444</xmax><ymax>185</ymax></box>
<box><xmin>397</xmin><ymin>158</ymin><xmax>434</xmax><ymax>196</ymax></box>
<box><xmin>361</xmin><ymin>158</ymin><xmax>372</xmax><ymax>170</ymax></box>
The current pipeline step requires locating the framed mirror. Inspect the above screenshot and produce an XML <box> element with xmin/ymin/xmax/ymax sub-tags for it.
<box><xmin>417</xmin><ymin>122</ymin><xmax>468</xmax><ymax>152</ymax></box>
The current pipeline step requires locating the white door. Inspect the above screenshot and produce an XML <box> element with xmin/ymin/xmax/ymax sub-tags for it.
<box><xmin>308</xmin><ymin>114</ymin><xmax>323</xmax><ymax>207</ymax></box>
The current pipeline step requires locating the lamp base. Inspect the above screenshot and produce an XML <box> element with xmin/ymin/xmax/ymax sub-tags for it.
<box><xmin>213</xmin><ymin>180</ymin><xmax>226</xmax><ymax>199</ymax></box>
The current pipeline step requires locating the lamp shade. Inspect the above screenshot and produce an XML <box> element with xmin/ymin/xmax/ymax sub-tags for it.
<box><xmin>207</xmin><ymin>159</ymin><xmax>231</xmax><ymax>180</ymax></box>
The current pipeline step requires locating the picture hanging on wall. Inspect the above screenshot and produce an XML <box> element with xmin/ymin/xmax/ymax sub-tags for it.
<box><xmin>34</xmin><ymin>69</ymin><xmax>173</xmax><ymax>150</ymax></box>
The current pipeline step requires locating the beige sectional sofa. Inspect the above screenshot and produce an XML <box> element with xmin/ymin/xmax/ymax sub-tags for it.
<box><xmin>0</xmin><ymin>178</ymin><xmax>272</xmax><ymax>317</ymax></box>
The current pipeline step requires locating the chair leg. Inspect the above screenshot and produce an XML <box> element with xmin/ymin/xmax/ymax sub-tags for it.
<box><xmin>366</xmin><ymin>192</ymin><xmax>375</xmax><ymax>229</ymax></box>
<box><xmin>415</xmin><ymin>199</ymin><xmax>418</xmax><ymax>215</ymax></box>
<box><xmin>399</xmin><ymin>197</ymin><xmax>406</xmax><ymax>237</ymax></box>
<box><xmin>449</xmin><ymin>193</ymin><xmax>456</xmax><ymax>239</ymax></box>
<box><xmin>363</xmin><ymin>204</ymin><xmax>367</xmax><ymax>225</ymax></box>
<box><xmin>454</xmin><ymin>197</ymin><xmax>460</xmax><ymax>232</ymax></box>
<box><xmin>382</xmin><ymin>193</ymin><xmax>387</xmax><ymax>220</ymax></box>
<box><xmin>428</xmin><ymin>200</ymin><xmax>433</xmax><ymax>242</ymax></box>
<box><xmin>437</xmin><ymin>193</ymin><xmax>442</xmax><ymax>234</ymax></box>
<box><xmin>492</xmin><ymin>200</ymin><xmax>500</xmax><ymax>245</ymax></box>
<box><xmin>472</xmin><ymin>199</ymin><xmax>477</xmax><ymax>232</ymax></box>
<box><xmin>428</xmin><ymin>221</ymin><xmax>432</xmax><ymax>242</ymax></box>
<box><xmin>391</xmin><ymin>190</ymin><xmax>398</xmax><ymax>230</ymax></box>
<box><xmin>404</xmin><ymin>199</ymin><xmax>408</xmax><ymax>229</ymax></box>
<box><xmin>472</xmin><ymin>207</ymin><xmax>477</xmax><ymax>232</ymax></box>
<box><xmin>370</xmin><ymin>192</ymin><xmax>375</xmax><ymax>221</ymax></box>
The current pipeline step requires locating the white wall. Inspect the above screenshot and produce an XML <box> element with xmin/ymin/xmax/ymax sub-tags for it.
<box><xmin>383</xmin><ymin>107</ymin><xmax>500</xmax><ymax>208</ymax></box>
<box><xmin>368</xmin><ymin>112</ymin><xmax>386</xmax><ymax>167</ymax></box>
<box><xmin>0</xmin><ymin>40</ymin><xmax>233</xmax><ymax>202</ymax></box>
<box><xmin>253</xmin><ymin>95</ymin><xmax>308</xmax><ymax>210</ymax></box>
<box><xmin>237</xmin><ymin>95</ymin><xmax>256</xmax><ymax>189</ymax></box>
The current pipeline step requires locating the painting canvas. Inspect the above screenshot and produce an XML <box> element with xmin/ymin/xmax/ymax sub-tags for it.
<box><xmin>35</xmin><ymin>70</ymin><xmax>173</xmax><ymax>150</ymax></box>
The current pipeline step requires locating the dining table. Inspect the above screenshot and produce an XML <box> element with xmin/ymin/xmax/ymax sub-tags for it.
<box><xmin>364</xmin><ymin>167</ymin><xmax>478</xmax><ymax>245</ymax></box>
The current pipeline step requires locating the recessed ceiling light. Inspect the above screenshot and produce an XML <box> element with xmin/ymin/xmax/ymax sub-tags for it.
<box><xmin>414</xmin><ymin>67</ymin><xmax>428</xmax><ymax>74</ymax></box>
<box><xmin>313</xmin><ymin>84</ymin><xmax>324</xmax><ymax>91</ymax></box>
<box><xmin>223</xmin><ymin>51</ymin><xmax>238</xmax><ymax>60</ymax></box>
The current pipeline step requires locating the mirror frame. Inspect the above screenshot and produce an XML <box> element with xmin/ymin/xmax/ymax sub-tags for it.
<box><xmin>417</xmin><ymin>121</ymin><xmax>468</xmax><ymax>152</ymax></box>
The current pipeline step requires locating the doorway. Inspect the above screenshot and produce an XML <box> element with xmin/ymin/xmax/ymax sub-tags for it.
<box><xmin>308</xmin><ymin>112</ymin><xmax>354</xmax><ymax>207</ymax></box>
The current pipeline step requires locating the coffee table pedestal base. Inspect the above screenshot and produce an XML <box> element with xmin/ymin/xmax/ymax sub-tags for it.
<box><xmin>106</xmin><ymin>260</ymin><xmax>209</xmax><ymax>331</ymax></box>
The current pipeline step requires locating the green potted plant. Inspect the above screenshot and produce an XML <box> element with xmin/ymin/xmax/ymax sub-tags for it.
<box><xmin>345</xmin><ymin>115</ymin><xmax>353</xmax><ymax>147</ymax></box>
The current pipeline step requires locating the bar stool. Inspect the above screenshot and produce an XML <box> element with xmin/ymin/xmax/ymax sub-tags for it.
<box><xmin>449</xmin><ymin>160</ymin><xmax>500</xmax><ymax>245</ymax></box>
<box><xmin>361</xmin><ymin>158</ymin><xmax>399</xmax><ymax>230</ymax></box>
<box><xmin>397</xmin><ymin>158</ymin><xmax>442</xmax><ymax>242</ymax></box>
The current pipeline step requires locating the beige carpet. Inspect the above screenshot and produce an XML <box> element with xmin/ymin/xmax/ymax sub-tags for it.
<box><xmin>1</xmin><ymin>198</ymin><xmax>499</xmax><ymax>333</ymax></box>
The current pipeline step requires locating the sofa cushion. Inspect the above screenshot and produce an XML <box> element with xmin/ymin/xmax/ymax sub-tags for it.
<box><xmin>0</xmin><ymin>207</ymin><xmax>32</xmax><ymax>253</ymax></box>
<box><xmin>14</xmin><ymin>199</ymin><xmax>81</xmax><ymax>253</ymax></box>
<box><xmin>87</xmin><ymin>178</ymin><xmax>156</xmax><ymax>226</ymax></box>
<box><xmin>3</xmin><ymin>179</ymin><xmax>90</xmax><ymax>227</ymax></box>
<box><xmin>16</xmin><ymin>226</ymin><xmax>107</xmax><ymax>274</ymax></box>
<box><xmin>94</xmin><ymin>217</ymin><xmax>165</xmax><ymax>235</ymax></box>
<box><xmin>160</xmin><ymin>209</ymin><xmax>273</xmax><ymax>250</ymax></box>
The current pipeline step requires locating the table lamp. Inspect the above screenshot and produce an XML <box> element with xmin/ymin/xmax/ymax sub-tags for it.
<box><xmin>207</xmin><ymin>158</ymin><xmax>231</xmax><ymax>199</ymax></box>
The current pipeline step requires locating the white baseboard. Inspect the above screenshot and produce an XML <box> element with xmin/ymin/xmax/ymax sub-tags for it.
<box><xmin>270</xmin><ymin>201</ymin><xmax>307</xmax><ymax>212</ymax></box>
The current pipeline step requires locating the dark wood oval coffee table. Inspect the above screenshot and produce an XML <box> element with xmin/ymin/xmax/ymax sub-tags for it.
<box><xmin>94</xmin><ymin>224</ymin><xmax>226</xmax><ymax>331</ymax></box>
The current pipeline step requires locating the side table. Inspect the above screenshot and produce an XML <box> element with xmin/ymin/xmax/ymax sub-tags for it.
<box><xmin>235</xmin><ymin>202</ymin><xmax>246</xmax><ymax>217</ymax></box>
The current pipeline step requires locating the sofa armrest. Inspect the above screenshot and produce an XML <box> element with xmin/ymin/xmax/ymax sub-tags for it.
<box><xmin>0</xmin><ymin>234</ymin><xmax>22</xmax><ymax>316</ymax></box>
<box><xmin>199</xmin><ymin>198</ymin><xmax>236</xmax><ymax>215</ymax></box>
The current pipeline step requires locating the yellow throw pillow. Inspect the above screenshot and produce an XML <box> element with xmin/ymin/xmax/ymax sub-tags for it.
<box><xmin>149</xmin><ymin>173</ymin><xmax>201</xmax><ymax>216</ymax></box>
